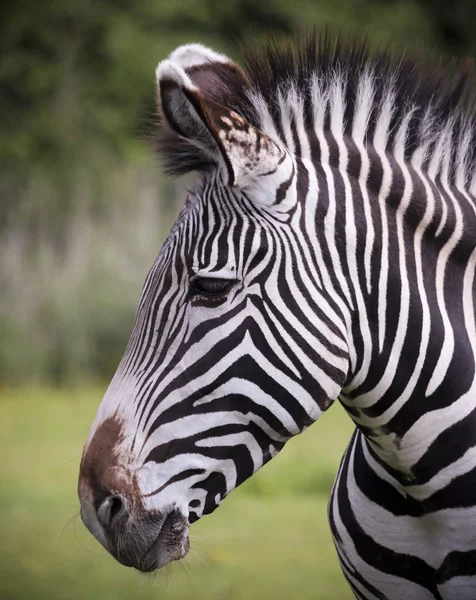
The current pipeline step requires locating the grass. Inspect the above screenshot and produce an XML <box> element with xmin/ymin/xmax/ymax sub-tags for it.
<box><xmin>0</xmin><ymin>386</ymin><xmax>355</xmax><ymax>600</ymax></box>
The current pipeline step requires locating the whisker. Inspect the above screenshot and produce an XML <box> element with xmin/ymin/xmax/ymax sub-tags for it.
<box><xmin>58</xmin><ymin>510</ymin><xmax>80</xmax><ymax>552</ymax></box>
<box><xmin>72</xmin><ymin>513</ymin><xmax>103</xmax><ymax>558</ymax></box>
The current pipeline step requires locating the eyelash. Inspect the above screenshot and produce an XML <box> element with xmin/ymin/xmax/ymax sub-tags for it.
<box><xmin>189</xmin><ymin>278</ymin><xmax>235</xmax><ymax>301</ymax></box>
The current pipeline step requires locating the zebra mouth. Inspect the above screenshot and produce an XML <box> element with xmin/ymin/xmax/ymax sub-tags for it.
<box><xmin>139</xmin><ymin>510</ymin><xmax>190</xmax><ymax>572</ymax></box>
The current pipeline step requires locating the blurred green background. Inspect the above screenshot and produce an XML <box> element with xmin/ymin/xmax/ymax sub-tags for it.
<box><xmin>1</xmin><ymin>1</ymin><xmax>474</xmax><ymax>599</ymax></box>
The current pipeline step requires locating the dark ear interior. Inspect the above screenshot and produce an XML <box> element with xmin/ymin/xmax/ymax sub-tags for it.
<box><xmin>159</xmin><ymin>80</ymin><xmax>217</xmax><ymax>152</ymax></box>
<box><xmin>159</xmin><ymin>71</ymin><xmax>248</xmax><ymax>184</ymax></box>
<box><xmin>184</xmin><ymin>61</ymin><xmax>249</xmax><ymax>108</ymax></box>
<box><xmin>156</xmin><ymin>52</ymin><xmax>252</xmax><ymax>177</ymax></box>
<box><xmin>158</xmin><ymin>68</ymin><xmax>287</xmax><ymax>187</ymax></box>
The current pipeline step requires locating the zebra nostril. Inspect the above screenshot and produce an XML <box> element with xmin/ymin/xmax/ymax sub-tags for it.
<box><xmin>97</xmin><ymin>494</ymin><xmax>127</xmax><ymax>529</ymax></box>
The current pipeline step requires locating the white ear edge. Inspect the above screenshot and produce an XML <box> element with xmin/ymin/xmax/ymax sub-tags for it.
<box><xmin>155</xmin><ymin>59</ymin><xmax>198</xmax><ymax>91</ymax></box>
<box><xmin>168</xmin><ymin>43</ymin><xmax>232</xmax><ymax>70</ymax></box>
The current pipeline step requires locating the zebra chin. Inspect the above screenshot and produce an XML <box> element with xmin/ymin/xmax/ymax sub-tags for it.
<box><xmin>79</xmin><ymin>496</ymin><xmax>191</xmax><ymax>572</ymax></box>
<box><xmin>118</xmin><ymin>507</ymin><xmax>191</xmax><ymax>573</ymax></box>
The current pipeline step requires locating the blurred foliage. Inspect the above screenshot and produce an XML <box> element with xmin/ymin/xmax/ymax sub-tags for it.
<box><xmin>417</xmin><ymin>0</ymin><xmax>476</xmax><ymax>57</ymax></box>
<box><xmin>0</xmin><ymin>0</ymin><xmax>474</xmax><ymax>384</ymax></box>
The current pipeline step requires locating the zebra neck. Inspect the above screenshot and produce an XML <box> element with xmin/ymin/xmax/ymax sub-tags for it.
<box><xmin>309</xmin><ymin>142</ymin><xmax>476</xmax><ymax>493</ymax></box>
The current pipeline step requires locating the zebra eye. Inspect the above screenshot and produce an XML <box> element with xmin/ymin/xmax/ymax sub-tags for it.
<box><xmin>190</xmin><ymin>278</ymin><xmax>235</xmax><ymax>299</ymax></box>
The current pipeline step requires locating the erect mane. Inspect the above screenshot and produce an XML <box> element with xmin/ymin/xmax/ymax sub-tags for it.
<box><xmin>156</xmin><ymin>32</ymin><xmax>476</xmax><ymax>191</ymax></box>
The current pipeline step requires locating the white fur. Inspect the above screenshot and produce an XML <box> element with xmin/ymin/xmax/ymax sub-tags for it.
<box><xmin>155</xmin><ymin>59</ymin><xmax>197</xmax><ymax>90</ymax></box>
<box><xmin>169</xmin><ymin>43</ymin><xmax>231</xmax><ymax>69</ymax></box>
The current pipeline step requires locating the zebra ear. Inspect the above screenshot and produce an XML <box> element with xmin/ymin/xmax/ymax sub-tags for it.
<box><xmin>156</xmin><ymin>47</ymin><xmax>287</xmax><ymax>188</ymax></box>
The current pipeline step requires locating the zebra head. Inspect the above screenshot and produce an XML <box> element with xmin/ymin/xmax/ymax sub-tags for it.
<box><xmin>78</xmin><ymin>44</ymin><xmax>349</xmax><ymax>572</ymax></box>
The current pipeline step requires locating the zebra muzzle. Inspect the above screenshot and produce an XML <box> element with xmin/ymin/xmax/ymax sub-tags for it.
<box><xmin>140</xmin><ymin>508</ymin><xmax>190</xmax><ymax>572</ymax></box>
<box><xmin>103</xmin><ymin>505</ymin><xmax>190</xmax><ymax>572</ymax></box>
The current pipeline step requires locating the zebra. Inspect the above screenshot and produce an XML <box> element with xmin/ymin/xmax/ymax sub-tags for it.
<box><xmin>78</xmin><ymin>34</ymin><xmax>476</xmax><ymax>599</ymax></box>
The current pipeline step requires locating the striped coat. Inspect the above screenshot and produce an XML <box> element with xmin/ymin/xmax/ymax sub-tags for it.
<box><xmin>79</xmin><ymin>35</ymin><xmax>476</xmax><ymax>599</ymax></box>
